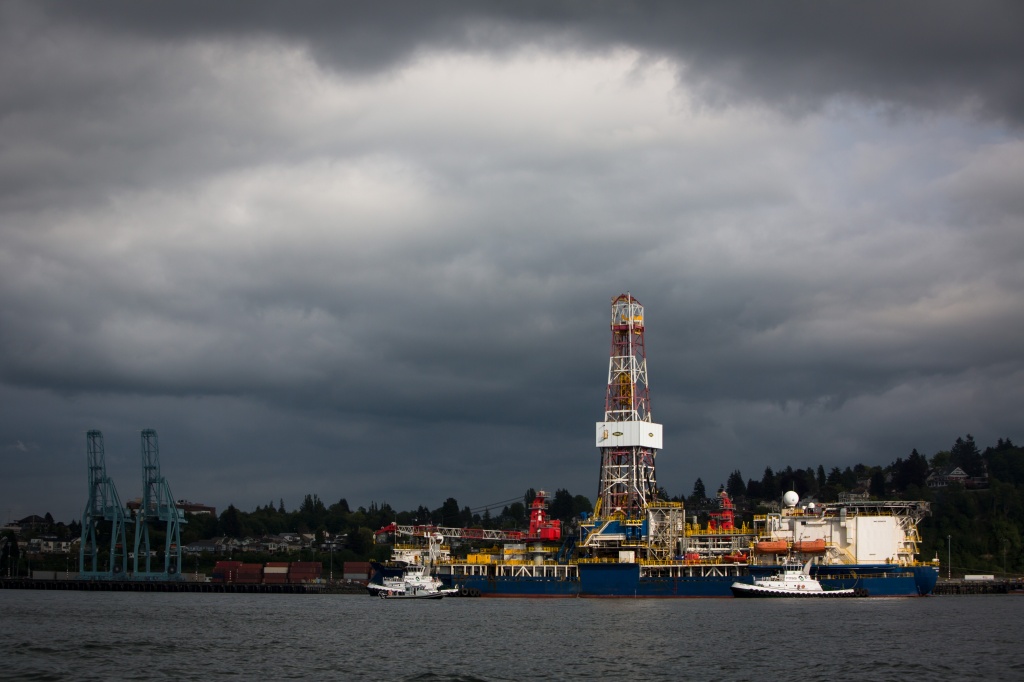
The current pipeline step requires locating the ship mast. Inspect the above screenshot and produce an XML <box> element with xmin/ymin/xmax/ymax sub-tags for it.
<box><xmin>595</xmin><ymin>293</ymin><xmax>662</xmax><ymax>516</ymax></box>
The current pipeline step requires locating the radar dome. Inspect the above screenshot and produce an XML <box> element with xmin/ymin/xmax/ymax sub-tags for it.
<box><xmin>782</xmin><ymin>491</ymin><xmax>799</xmax><ymax>507</ymax></box>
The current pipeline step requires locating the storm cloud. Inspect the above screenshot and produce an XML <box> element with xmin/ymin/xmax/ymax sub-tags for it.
<box><xmin>2</xmin><ymin>1</ymin><xmax>1022</xmax><ymax>521</ymax></box>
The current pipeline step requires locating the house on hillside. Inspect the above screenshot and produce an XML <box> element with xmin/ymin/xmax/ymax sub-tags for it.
<box><xmin>927</xmin><ymin>466</ymin><xmax>970</xmax><ymax>488</ymax></box>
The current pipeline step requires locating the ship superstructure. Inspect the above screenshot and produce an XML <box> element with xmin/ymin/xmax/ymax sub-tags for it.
<box><xmin>751</xmin><ymin>493</ymin><xmax>930</xmax><ymax>567</ymax></box>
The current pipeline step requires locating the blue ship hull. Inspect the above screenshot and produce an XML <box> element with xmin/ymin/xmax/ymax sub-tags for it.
<box><xmin>444</xmin><ymin>575</ymin><xmax>580</xmax><ymax>597</ymax></box>
<box><xmin>579</xmin><ymin>563</ymin><xmax>746</xmax><ymax>597</ymax></box>
<box><xmin>447</xmin><ymin>562</ymin><xmax>938</xmax><ymax>597</ymax></box>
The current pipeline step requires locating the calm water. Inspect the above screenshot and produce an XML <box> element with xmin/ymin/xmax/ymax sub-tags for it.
<box><xmin>1</xmin><ymin>591</ymin><xmax>1021</xmax><ymax>681</ymax></box>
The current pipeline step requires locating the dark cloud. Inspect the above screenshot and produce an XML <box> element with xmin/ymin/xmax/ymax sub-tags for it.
<box><xmin>1</xmin><ymin>1</ymin><xmax>1022</xmax><ymax>523</ymax></box>
<box><xmin>21</xmin><ymin>0</ymin><xmax>1024</xmax><ymax>123</ymax></box>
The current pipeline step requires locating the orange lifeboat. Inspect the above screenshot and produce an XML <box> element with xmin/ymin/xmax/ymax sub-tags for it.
<box><xmin>793</xmin><ymin>539</ymin><xmax>827</xmax><ymax>553</ymax></box>
<box><xmin>754</xmin><ymin>540</ymin><xmax>789</xmax><ymax>554</ymax></box>
<box><xmin>723</xmin><ymin>552</ymin><xmax>748</xmax><ymax>563</ymax></box>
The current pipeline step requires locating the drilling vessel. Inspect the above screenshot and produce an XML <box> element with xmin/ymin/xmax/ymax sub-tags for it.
<box><xmin>377</xmin><ymin>294</ymin><xmax>939</xmax><ymax>597</ymax></box>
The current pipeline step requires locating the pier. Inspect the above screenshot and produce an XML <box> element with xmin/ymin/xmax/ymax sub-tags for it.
<box><xmin>0</xmin><ymin>578</ymin><xmax>365</xmax><ymax>594</ymax></box>
<box><xmin>933</xmin><ymin>578</ymin><xmax>1024</xmax><ymax>595</ymax></box>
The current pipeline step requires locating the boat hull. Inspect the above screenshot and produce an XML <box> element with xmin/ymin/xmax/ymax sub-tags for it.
<box><xmin>445</xmin><ymin>562</ymin><xmax>937</xmax><ymax>598</ymax></box>
<box><xmin>378</xmin><ymin>592</ymin><xmax>444</xmax><ymax>600</ymax></box>
<box><xmin>445</xmin><ymin>575</ymin><xmax>580</xmax><ymax>597</ymax></box>
<box><xmin>730</xmin><ymin>583</ymin><xmax>861</xmax><ymax>598</ymax></box>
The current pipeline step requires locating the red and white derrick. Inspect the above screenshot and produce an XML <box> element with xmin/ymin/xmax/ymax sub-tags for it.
<box><xmin>595</xmin><ymin>293</ymin><xmax>663</xmax><ymax>516</ymax></box>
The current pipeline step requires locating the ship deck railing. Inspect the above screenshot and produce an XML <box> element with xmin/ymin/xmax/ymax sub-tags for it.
<box><xmin>685</xmin><ymin>523</ymin><xmax>754</xmax><ymax>536</ymax></box>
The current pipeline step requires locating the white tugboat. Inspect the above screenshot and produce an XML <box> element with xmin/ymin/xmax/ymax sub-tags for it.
<box><xmin>731</xmin><ymin>559</ymin><xmax>867</xmax><ymax>598</ymax></box>
<box><xmin>367</xmin><ymin>562</ymin><xmax>459</xmax><ymax>599</ymax></box>
<box><xmin>367</xmin><ymin>533</ymin><xmax>459</xmax><ymax>599</ymax></box>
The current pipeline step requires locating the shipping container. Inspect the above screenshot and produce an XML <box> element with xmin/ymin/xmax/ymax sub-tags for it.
<box><xmin>287</xmin><ymin>561</ymin><xmax>322</xmax><ymax>583</ymax></box>
<box><xmin>343</xmin><ymin>562</ymin><xmax>371</xmax><ymax>580</ymax></box>
<box><xmin>211</xmin><ymin>560</ymin><xmax>243</xmax><ymax>584</ymax></box>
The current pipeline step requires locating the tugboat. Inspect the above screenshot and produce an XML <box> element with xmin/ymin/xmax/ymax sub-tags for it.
<box><xmin>730</xmin><ymin>559</ymin><xmax>867</xmax><ymax>598</ymax></box>
<box><xmin>367</xmin><ymin>562</ymin><xmax>458</xmax><ymax>600</ymax></box>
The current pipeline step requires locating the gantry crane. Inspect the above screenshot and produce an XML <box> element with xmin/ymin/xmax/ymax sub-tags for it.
<box><xmin>79</xmin><ymin>430</ymin><xmax>132</xmax><ymax>578</ymax></box>
<box><xmin>132</xmin><ymin>429</ymin><xmax>187</xmax><ymax>580</ymax></box>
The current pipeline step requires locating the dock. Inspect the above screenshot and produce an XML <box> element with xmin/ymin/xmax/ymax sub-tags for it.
<box><xmin>932</xmin><ymin>578</ymin><xmax>1024</xmax><ymax>595</ymax></box>
<box><xmin>0</xmin><ymin>578</ymin><xmax>365</xmax><ymax>594</ymax></box>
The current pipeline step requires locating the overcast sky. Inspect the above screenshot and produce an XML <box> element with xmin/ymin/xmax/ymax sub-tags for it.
<box><xmin>2</xmin><ymin>1</ymin><xmax>1022</xmax><ymax>524</ymax></box>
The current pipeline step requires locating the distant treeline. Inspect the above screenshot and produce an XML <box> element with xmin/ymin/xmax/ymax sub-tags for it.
<box><xmin>5</xmin><ymin>435</ymin><xmax>1021</xmax><ymax>577</ymax></box>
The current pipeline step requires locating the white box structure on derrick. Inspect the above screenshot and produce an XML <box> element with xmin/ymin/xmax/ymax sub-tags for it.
<box><xmin>595</xmin><ymin>421</ymin><xmax>663</xmax><ymax>449</ymax></box>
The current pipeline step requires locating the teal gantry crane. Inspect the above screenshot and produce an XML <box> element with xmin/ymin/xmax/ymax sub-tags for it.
<box><xmin>79</xmin><ymin>430</ymin><xmax>132</xmax><ymax>578</ymax></box>
<box><xmin>132</xmin><ymin>429</ymin><xmax>187</xmax><ymax>580</ymax></box>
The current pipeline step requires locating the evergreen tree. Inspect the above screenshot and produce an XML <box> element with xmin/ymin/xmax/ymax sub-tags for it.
<box><xmin>220</xmin><ymin>504</ymin><xmax>242</xmax><ymax>538</ymax></box>
<box><xmin>523</xmin><ymin>488</ymin><xmax>537</xmax><ymax>508</ymax></box>
<box><xmin>726</xmin><ymin>470</ymin><xmax>745</xmax><ymax>499</ymax></box>
<box><xmin>892</xmin><ymin>449</ymin><xmax>929</xmax><ymax>490</ymax></box>
<box><xmin>869</xmin><ymin>470</ymin><xmax>887</xmax><ymax>498</ymax></box>
<box><xmin>548</xmin><ymin>489</ymin><xmax>575</xmax><ymax>522</ymax></box>
<box><xmin>435</xmin><ymin>497</ymin><xmax>461</xmax><ymax>526</ymax></box>
<box><xmin>761</xmin><ymin>467</ymin><xmax>778</xmax><ymax>501</ymax></box>
<box><xmin>690</xmin><ymin>478</ymin><xmax>706</xmax><ymax>502</ymax></box>
<box><xmin>745</xmin><ymin>477</ymin><xmax>762</xmax><ymax>499</ymax></box>
<box><xmin>951</xmin><ymin>434</ymin><xmax>985</xmax><ymax>477</ymax></box>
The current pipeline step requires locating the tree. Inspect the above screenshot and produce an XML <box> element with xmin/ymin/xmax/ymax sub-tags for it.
<box><xmin>986</xmin><ymin>440</ymin><xmax>1024</xmax><ymax>486</ymax></box>
<box><xmin>502</xmin><ymin>502</ymin><xmax>526</xmax><ymax>527</ymax></box>
<box><xmin>726</xmin><ymin>470</ymin><xmax>745</xmax><ymax>499</ymax></box>
<box><xmin>572</xmin><ymin>495</ymin><xmax>594</xmax><ymax>518</ymax></box>
<box><xmin>347</xmin><ymin>527</ymin><xmax>374</xmax><ymax>555</ymax></box>
<box><xmin>435</xmin><ymin>498</ymin><xmax>461</xmax><ymax>526</ymax></box>
<box><xmin>690</xmin><ymin>478</ymin><xmax>706</xmax><ymax>502</ymax></box>
<box><xmin>523</xmin><ymin>488</ymin><xmax>537</xmax><ymax>509</ymax></box>
<box><xmin>869</xmin><ymin>470</ymin><xmax>887</xmax><ymax>498</ymax></box>
<box><xmin>892</xmin><ymin>450</ymin><xmax>929</xmax><ymax>490</ymax></box>
<box><xmin>548</xmin><ymin>489</ymin><xmax>575</xmax><ymax>523</ymax></box>
<box><xmin>745</xmin><ymin>478</ymin><xmax>763</xmax><ymax>500</ymax></box>
<box><xmin>761</xmin><ymin>467</ymin><xmax>778</xmax><ymax>501</ymax></box>
<box><xmin>951</xmin><ymin>434</ymin><xmax>985</xmax><ymax>477</ymax></box>
<box><xmin>930</xmin><ymin>450</ymin><xmax>952</xmax><ymax>472</ymax></box>
<box><xmin>220</xmin><ymin>504</ymin><xmax>243</xmax><ymax>538</ymax></box>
